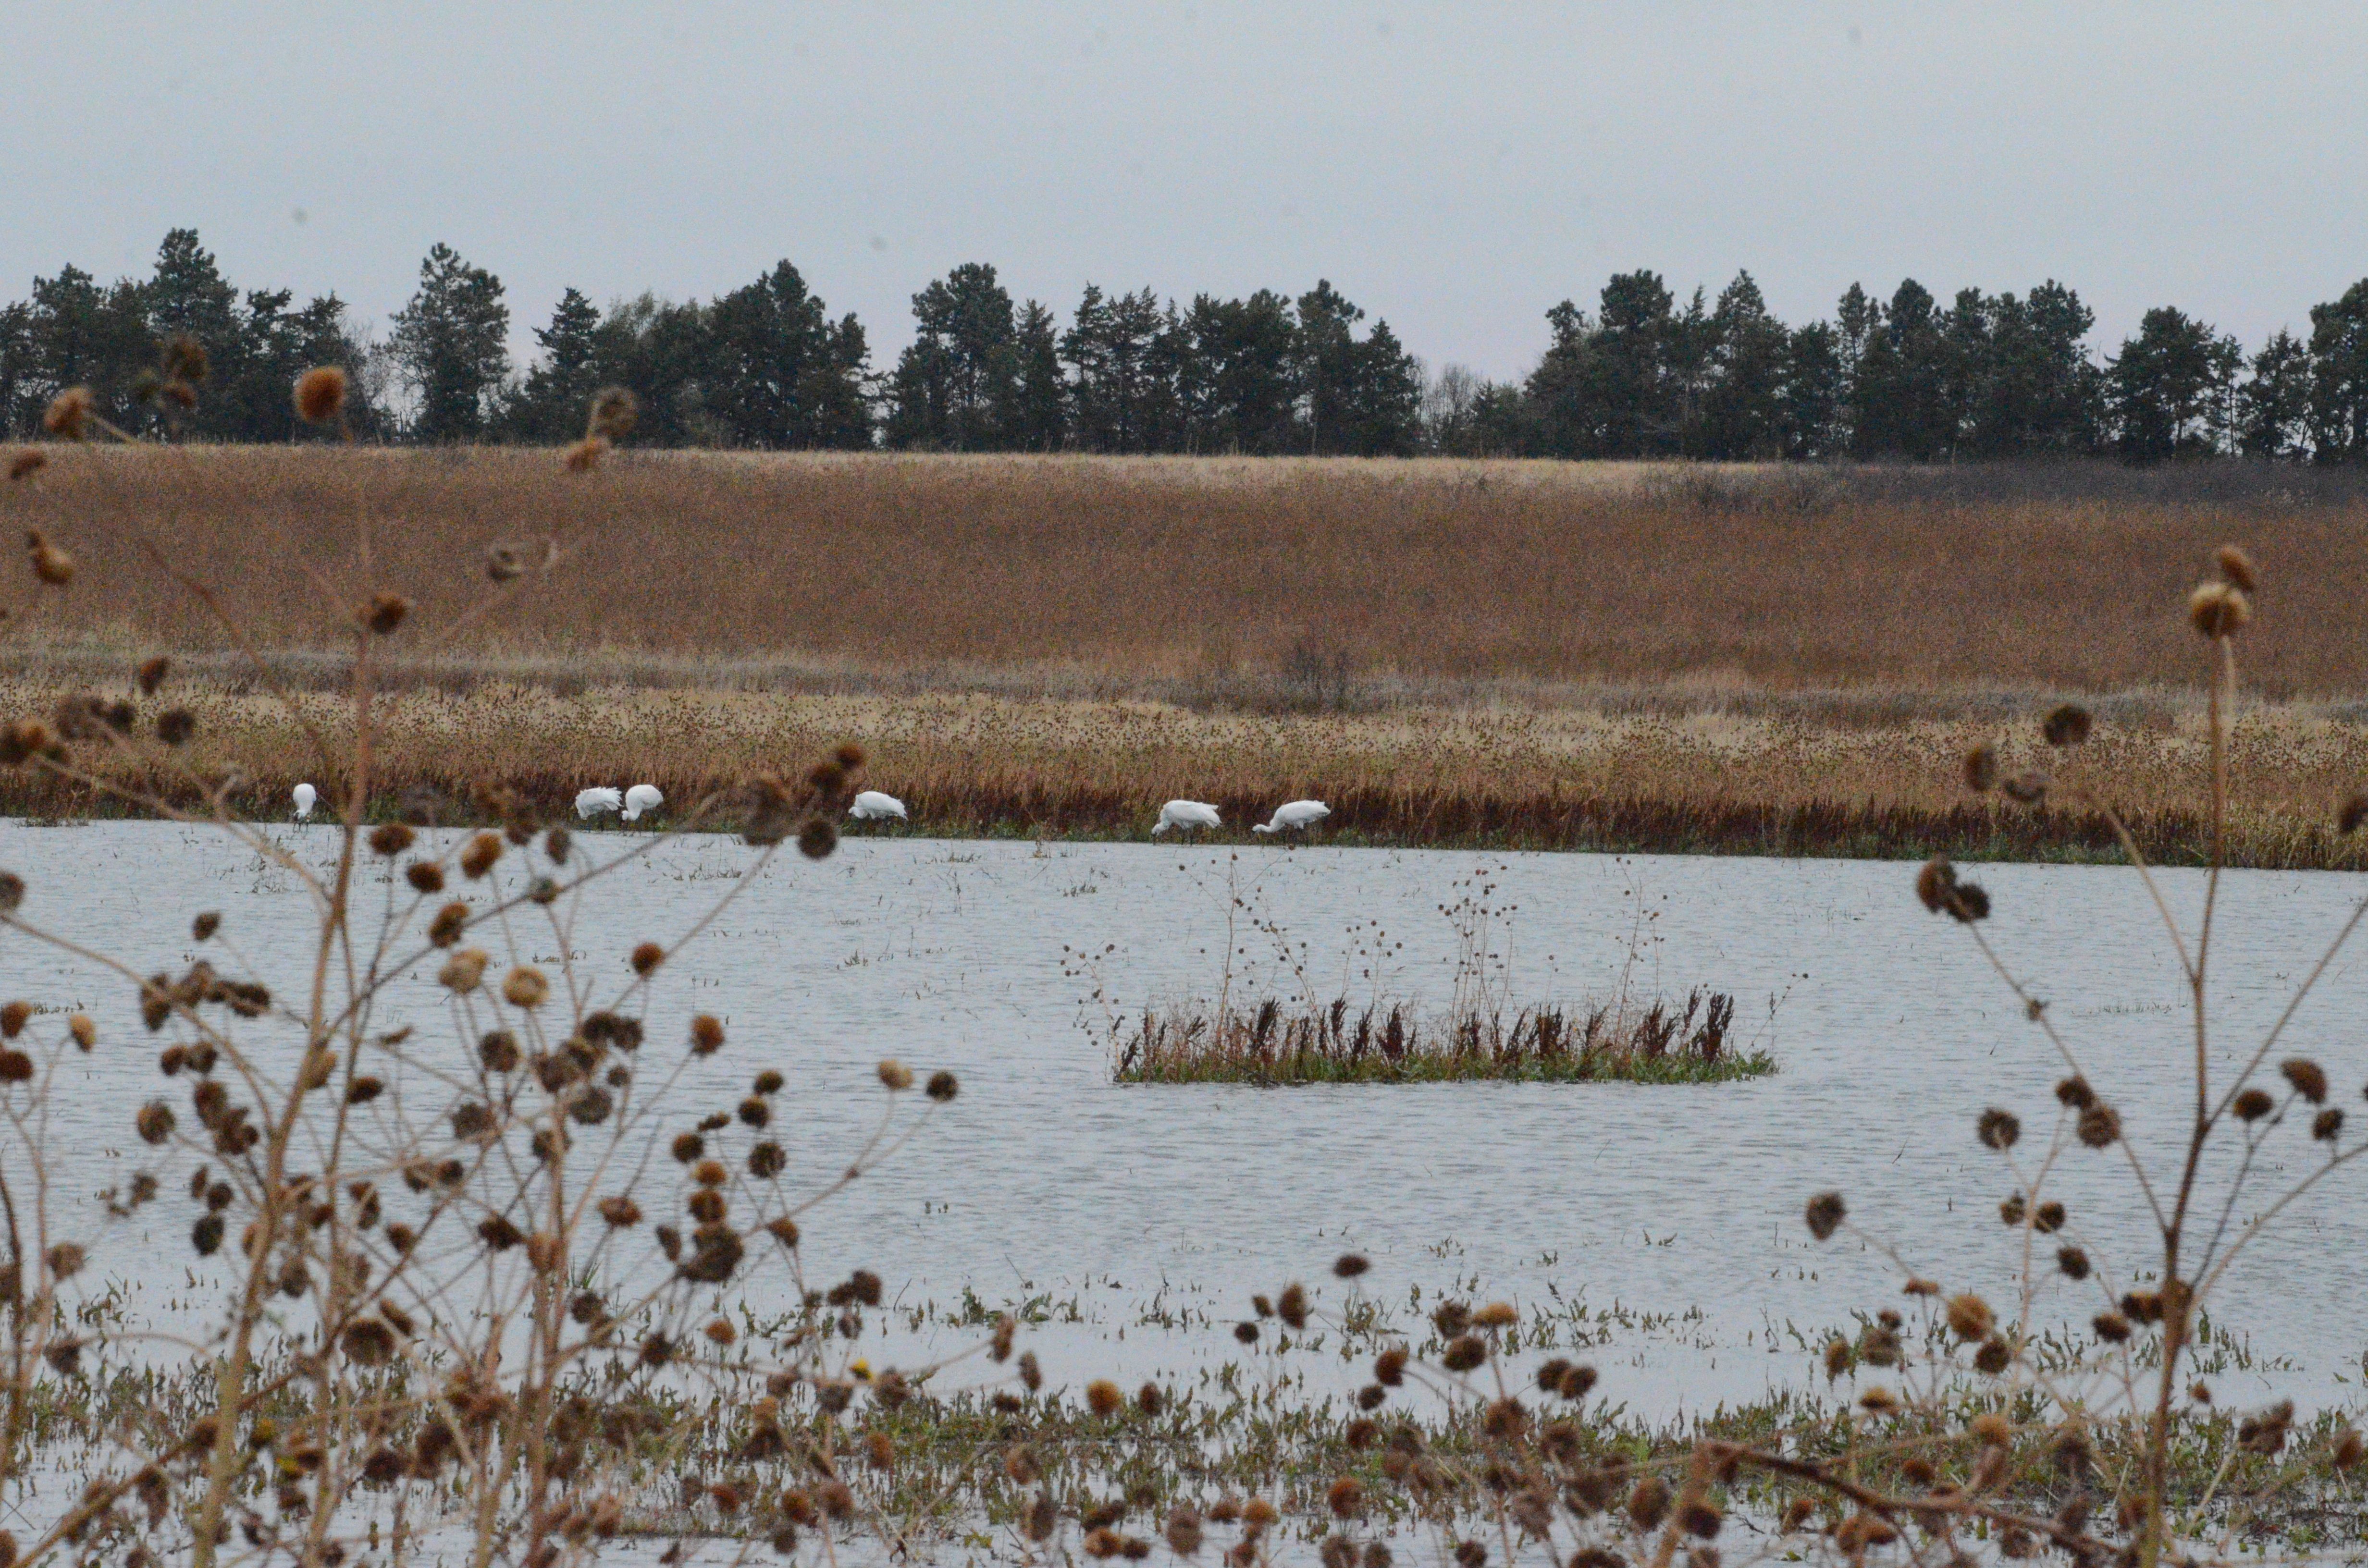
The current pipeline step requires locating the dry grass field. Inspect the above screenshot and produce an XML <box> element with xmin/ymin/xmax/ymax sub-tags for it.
<box><xmin>5</xmin><ymin>445</ymin><xmax>2366</xmax><ymax>861</ymax></box>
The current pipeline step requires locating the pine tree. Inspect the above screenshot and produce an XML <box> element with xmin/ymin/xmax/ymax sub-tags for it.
<box><xmin>388</xmin><ymin>244</ymin><xmax>510</xmax><ymax>442</ymax></box>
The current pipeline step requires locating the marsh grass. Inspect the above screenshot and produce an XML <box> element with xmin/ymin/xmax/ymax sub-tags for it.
<box><xmin>1111</xmin><ymin>991</ymin><xmax>1767</xmax><ymax>1086</ymax></box>
<box><xmin>7</xmin><ymin>448</ymin><xmax>2368</xmax><ymax>694</ymax></box>
<box><xmin>2</xmin><ymin>673</ymin><xmax>2366</xmax><ymax>865</ymax></box>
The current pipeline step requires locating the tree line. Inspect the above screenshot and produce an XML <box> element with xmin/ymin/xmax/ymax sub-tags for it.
<box><xmin>4</xmin><ymin>229</ymin><xmax>2365</xmax><ymax>463</ymax></box>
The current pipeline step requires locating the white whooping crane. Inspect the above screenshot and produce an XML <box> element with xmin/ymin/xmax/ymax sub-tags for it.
<box><xmin>574</xmin><ymin>786</ymin><xmax>624</xmax><ymax>820</ymax></box>
<box><xmin>1252</xmin><ymin>799</ymin><xmax>1331</xmax><ymax>834</ymax></box>
<box><xmin>292</xmin><ymin>782</ymin><xmax>318</xmax><ymax>821</ymax></box>
<box><xmin>622</xmin><ymin>784</ymin><xmax>664</xmax><ymax>821</ymax></box>
<box><xmin>1152</xmin><ymin>799</ymin><xmax>1221</xmax><ymax>835</ymax></box>
<box><xmin>849</xmin><ymin>790</ymin><xmax>907</xmax><ymax>821</ymax></box>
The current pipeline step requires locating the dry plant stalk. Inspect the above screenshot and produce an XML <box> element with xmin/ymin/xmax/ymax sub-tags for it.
<box><xmin>0</xmin><ymin>378</ymin><xmax>1008</xmax><ymax>1568</ymax></box>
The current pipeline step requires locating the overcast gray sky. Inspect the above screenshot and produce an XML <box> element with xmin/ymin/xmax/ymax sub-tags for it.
<box><xmin>7</xmin><ymin>1</ymin><xmax>2361</xmax><ymax>380</ymax></box>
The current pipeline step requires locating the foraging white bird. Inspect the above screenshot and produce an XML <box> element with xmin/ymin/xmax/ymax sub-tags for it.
<box><xmin>292</xmin><ymin>782</ymin><xmax>318</xmax><ymax>821</ymax></box>
<box><xmin>1252</xmin><ymin>799</ymin><xmax>1331</xmax><ymax>834</ymax></box>
<box><xmin>1152</xmin><ymin>799</ymin><xmax>1221</xmax><ymax>835</ymax></box>
<box><xmin>622</xmin><ymin>784</ymin><xmax>664</xmax><ymax>821</ymax></box>
<box><xmin>849</xmin><ymin>790</ymin><xmax>907</xmax><ymax>821</ymax></box>
<box><xmin>574</xmin><ymin>786</ymin><xmax>623</xmax><ymax>820</ymax></box>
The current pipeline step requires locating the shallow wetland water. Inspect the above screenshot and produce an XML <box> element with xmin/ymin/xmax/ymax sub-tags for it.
<box><xmin>3</xmin><ymin>820</ymin><xmax>2363</xmax><ymax>1417</ymax></box>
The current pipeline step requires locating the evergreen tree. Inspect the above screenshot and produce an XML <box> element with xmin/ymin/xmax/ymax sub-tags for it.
<box><xmin>2108</xmin><ymin>307</ymin><xmax>2240</xmax><ymax>462</ymax></box>
<box><xmin>1776</xmin><ymin>320</ymin><xmax>1846</xmax><ymax>459</ymax></box>
<box><xmin>586</xmin><ymin>294</ymin><xmax>716</xmax><ymax>446</ymax></box>
<box><xmin>2238</xmin><ymin>330</ymin><xmax>2313</xmax><ymax>459</ymax></box>
<box><xmin>1006</xmin><ymin>299</ymin><xmax>1067</xmax><ymax>451</ymax></box>
<box><xmin>2307</xmin><ymin>279</ymin><xmax>2368</xmax><ymax>463</ymax></box>
<box><xmin>506</xmin><ymin>288</ymin><xmax>604</xmax><ymax>442</ymax></box>
<box><xmin>1173</xmin><ymin>291</ymin><xmax>1298</xmax><ymax>453</ymax></box>
<box><xmin>0</xmin><ymin>303</ymin><xmax>31</xmax><ymax>436</ymax></box>
<box><xmin>887</xmin><ymin>263</ymin><xmax>1017</xmax><ymax>449</ymax></box>
<box><xmin>388</xmin><ymin>244</ymin><xmax>509</xmax><ymax>441</ymax></box>
<box><xmin>1062</xmin><ymin>286</ymin><xmax>1173</xmax><ymax>452</ymax></box>
<box><xmin>704</xmin><ymin>262</ymin><xmax>874</xmax><ymax>449</ymax></box>
<box><xmin>1702</xmin><ymin>272</ymin><xmax>1787</xmax><ymax>458</ymax></box>
<box><xmin>145</xmin><ymin>230</ymin><xmax>239</xmax><ymax>354</ymax></box>
<box><xmin>24</xmin><ymin>264</ymin><xmax>154</xmax><ymax>431</ymax></box>
<box><xmin>1851</xmin><ymin>280</ymin><xmax>1953</xmax><ymax>458</ymax></box>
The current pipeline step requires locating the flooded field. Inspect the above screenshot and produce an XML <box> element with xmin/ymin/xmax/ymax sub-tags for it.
<box><xmin>3</xmin><ymin>819</ymin><xmax>2364</xmax><ymax>1417</ymax></box>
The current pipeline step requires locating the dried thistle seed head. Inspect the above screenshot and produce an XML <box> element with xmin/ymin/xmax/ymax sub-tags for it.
<box><xmin>1804</xmin><ymin>1190</ymin><xmax>1846</xmax><ymax>1241</ymax></box>
<box><xmin>597</xmin><ymin>1195</ymin><xmax>641</xmax><ymax>1227</ymax></box>
<box><xmin>1472</xmin><ymin>1300</ymin><xmax>1518</xmax><ymax>1329</ymax></box>
<box><xmin>692</xmin><ymin>1158</ymin><xmax>727</xmax><ymax>1188</ymax></box>
<box><xmin>2033</xmin><ymin>1200</ymin><xmax>2066</xmax><ymax>1233</ymax></box>
<box><xmin>438</xmin><ymin>948</ymin><xmax>489</xmax><ymax>992</ymax></box>
<box><xmin>2055</xmin><ymin>1074</ymin><xmax>2096</xmax><ymax>1109</ymax></box>
<box><xmin>1325</xmin><ymin>1477</ymin><xmax>1363</xmax><ymax>1519</ymax></box>
<box><xmin>478</xmin><ymin>1029</ymin><xmax>520</xmax><ymax>1071</ymax></box>
<box><xmin>671</xmin><ymin>1132</ymin><xmax>704</xmax><ymax>1163</ymax></box>
<box><xmin>1945</xmin><ymin>1293</ymin><xmax>1994</xmax><ymax>1341</ymax></box>
<box><xmin>1085</xmin><ymin>1379</ymin><xmax>1123</xmax><ymax>1417</ymax></box>
<box><xmin>2092</xmin><ymin>1312</ymin><xmax>2133</xmax><ymax>1343</ymax></box>
<box><xmin>747</xmin><ymin>1139</ymin><xmax>784</xmax><ymax>1177</ymax></box>
<box><xmin>2214</xmin><ymin>543</ymin><xmax>2258</xmax><ymax>593</ymax></box>
<box><xmin>2314</xmin><ymin>1107</ymin><xmax>2344</xmax><ymax>1142</ymax></box>
<box><xmin>369</xmin><ymin>822</ymin><xmax>416</xmax><ymax>857</ymax></box>
<box><xmin>459</xmin><ymin>832</ymin><xmax>503</xmax><ymax>879</ymax></box>
<box><xmin>7</xmin><ymin>451</ymin><xmax>45</xmax><ymax>481</ymax></box>
<box><xmin>2233</xmin><ymin>1087</ymin><xmax>2275</xmax><ymax>1122</ymax></box>
<box><xmin>136</xmin><ymin>1101</ymin><xmax>174</xmax><ymax>1144</ymax></box>
<box><xmin>0</xmin><ymin>1001</ymin><xmax>26</xmax><ymax>1039</ymax></box>
<box><xmin>2041</xmin><ymin>704</ymin><xmax>2092</xmax><ymax>747</ymax></box>
<box><xmin>1439</xmin><ymin>1333</ymin><xmax>1486</xmax><ymax>1372</ymax></box>
<box><xmin>689</xmin><ymin>1015</ymin><xmax>725</xmax><ymax>1055</ymax></box>
<box><xmin>1998</xmin><ymin>771</ymin><xmax>2047</xmax><ymax>806</ymax></box>
<box><xmin>2281</xmin><ymin>1058</ymin><xmax>2329</xmax><ymax>1103</ymax></box>
<box><xmin>154</xmin><ymin>708</ymin><xmax>196</xmax><ymax>747</ymax></box>
<box><xmin>588</xmin><ymin>386</ymin><xmax>639</xmax><ymax>440</ymax></box>
<box><xmin>1961</xmin><ymin>742</ymin><xmax>1999</xmax><ymax>794</ymax></box>
<box><xmin>630</xmin><ymin>941</ymin><xmax>664</xmax><ymax>977</ymax></box>
<box><xmin>161</xmin><ymin>333</ymin><xmax>209</xmax><ymax>384</ymax></box>
<box><xmin>406</xmin><ymin>861</ymin><xmax>444</xmax><ymax>894</ymax></box>
<box><xmin>1332</xmin><ymin>1252</ymin><xmax>1370</xmax><ymax>1279</ymax></box>
<box><xmin>0</xmin><ymin>872</ymin><xmax>21</xmax><ymax>915</ymax></box>
<box><xmin>1999</xmin><ymin>1193</ymin><xmax>2028</xmax><ymax>1226</ymax></box>
<box><xmin>294</xmin><ymin>366</ymin><xmax>347</xmax><ymax>424</ymax></box>
<box><xmin>1914</xmin><ymin>856</ymin><xmax>1956</xmax><ymax>913</ymax></box>
<box><xmin>2188</xmin><ymin>581</ymin><xmax>2250</xmax><ymax>639</ymax></box>
<box><xmin>924</xmin><ymin>1068</ymin><xmax>961</xmax><ymax>1102</ymax></box>
<box><xmin>1977</xmin><ymin>1107</ymin><xmax>2020</xmax><ymax>1150</ymax></box>
<box><xmin>2341</xmin><ymin>790</ymin><xmax>2368</xmax><ymax>835</ymax></box>
<box><xmin>753</xmin><ymin>1068</ymin><xmax>784</xmax><ymax>1094</ymax></box>
<box><xmin>135</xmin><ymin>654</ymin><xmax>171</xmax><ymax>695</ymax></box>
<box><xmin>26</xmin><ymin>531</ymin><xmax>74</xmax><ymax>587</ymax></box>
<box><xmin>2076</xmin><ymin>1102</ymin><xmax>2121</xmax><ymax>1148</ymax></box>
<box><xmin>797</xmin><ymin>817</ymin><xmax>839</xmax><ymax>859</ymax></box>
<box><xmin>1277</xmin><ymin>1283</ymin><xmax>1309</xmax><ymax>1329</ymax></box>
<box><xmin>42</xmin><ymin>387</ymin><xmax>93</xmax><ymax>440</ymax></box>
<box><xmin>428</xmin><ymin>901</ymin><xmax>468</xmax><ymax>947</ymax></box>
<box><xmin>358</xmin><ymin>591</ymin><xmax>411</xmax><ymax>636</ymax></box>
<box><xmin>502</xmin><ymin>967</ymin><xmax>550</xmax><ymax>1008</ymax></box>
<box><xmin>876</xmin><ymin>1059</ymin><xmax>914</xmax><ymax>1091</ymax></box>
